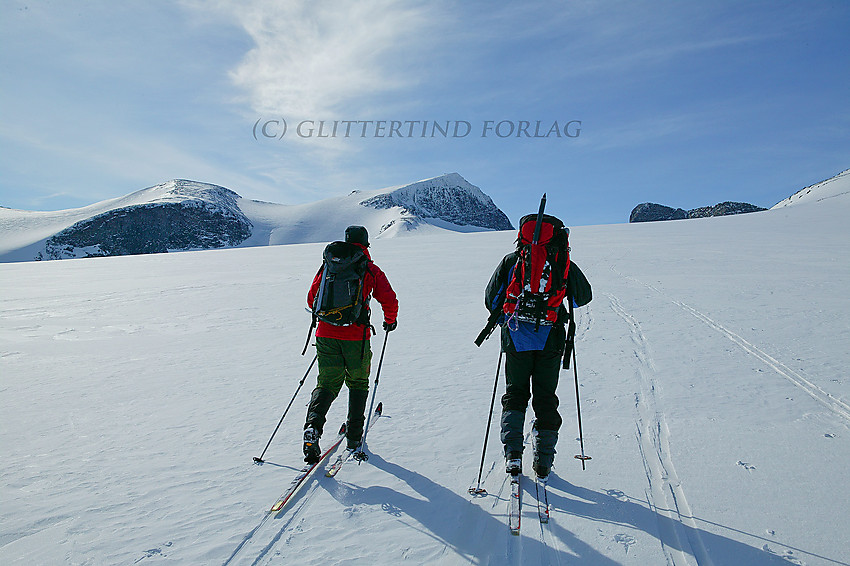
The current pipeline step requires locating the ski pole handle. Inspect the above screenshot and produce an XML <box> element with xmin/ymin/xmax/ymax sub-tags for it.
<box><xmin>475</xmin><ymin>296</ymin><xmax>506</xmax><ymax>347</ymax></box>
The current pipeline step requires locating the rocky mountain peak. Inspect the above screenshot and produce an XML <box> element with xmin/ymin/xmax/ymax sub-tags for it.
<box><xmin>359</xmin><ymin>173</ymin><xmax>513</xmax><ymax>230</ymax></box>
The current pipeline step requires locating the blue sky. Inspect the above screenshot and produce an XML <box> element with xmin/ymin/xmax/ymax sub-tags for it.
<box><xmin>1</xmin><ymin>0</ymin><xmax>848</xmax><ymax>226</ymax></box>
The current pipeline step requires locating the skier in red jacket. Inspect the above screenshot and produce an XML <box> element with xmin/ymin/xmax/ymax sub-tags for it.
<box><xmin>303</xmin><ymin>226</ymin><xmax>398</xmax><ymax>463</ymax></box>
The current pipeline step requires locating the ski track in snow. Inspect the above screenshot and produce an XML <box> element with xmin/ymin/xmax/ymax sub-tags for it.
<box><xmin>613</xmin><ymin>269</ymin><xmax>850</xmax><ymax>424</ymax></box>
<box><xmin>463</xmin><ymin>429</ymin><xmax>568</xmax><ymax>566</ymax></box>
<box><xmin>608</xmin><ymin>293</ymin><xmax>712</xmax><ymax>566</ymax></box>
<box><xmin>534</xmin><ymin>484</ymin><xmax>565</xmax><ymax>566</ymax></box>
<box><xmin>514</xmin><ymin>432</ymin><xmax>569</xmax><ymax>565</ymax></box>
<box><xmin>670</xmin><ymin>300</ymin><xmax>850</xmax><ymax>423</ymax></box>
<box><xmin>223</xmin><ymin>462</ymin><xmax>329</xmax><ymax>566</ymax></box>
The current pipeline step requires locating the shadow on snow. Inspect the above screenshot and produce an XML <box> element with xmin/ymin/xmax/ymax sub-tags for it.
<box><xmin>547</xmin><ymin>476</ymin><xmax>848</xmax><ymax>566</ymax></box>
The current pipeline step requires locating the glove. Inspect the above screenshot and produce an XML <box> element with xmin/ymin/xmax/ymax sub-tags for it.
<box><xmin>383</xmin><ymin>320</ymin><xmax>397</xmax><ymax>332</ymax></box>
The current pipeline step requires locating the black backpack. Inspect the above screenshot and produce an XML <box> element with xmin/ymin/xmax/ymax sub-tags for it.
<box><xmin>311</xmin><ymin>241</ymin><xmax>371</xmax><ymax>326</ymax></box>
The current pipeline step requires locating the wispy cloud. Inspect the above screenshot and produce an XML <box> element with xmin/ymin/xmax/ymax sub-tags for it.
<box><xmin>192</xmin><ymin>0</ymin><xmax>439</xmax><ymax>118</ymax></box>
<box><xmin>586</xmin><ymin>111</ymin><xmax>717</xmax><ymax>152</ymax></box>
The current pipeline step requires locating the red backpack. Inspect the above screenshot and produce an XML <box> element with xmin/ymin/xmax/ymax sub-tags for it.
<box><xmin>503</xmin><ymin>213</ymin><xmax>570</xmax><ymax>329</ymax></box>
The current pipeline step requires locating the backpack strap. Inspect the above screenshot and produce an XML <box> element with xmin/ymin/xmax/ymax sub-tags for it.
<box><xmin>503</xmin><ymin>260</ymin><xmax>522</xmax><ymax>331</ymax></box>
<box><xmin>357</xmin><ymin>262</ymin><xmax>377</xmax><ymax>360</ymax></box>
<box><xmin>355</xmin><ymin>261</ymin><xmax>374</xmax><ymax>327</ymax></box>
<box><xmin>302</xmin><ymin>314</ymin><xmax>316</xmax><ymax>356</ymax></box>
<box><xmin>303</xmin><ymin>263</ymin><xmax>326</xmax><ymax>355</ymax></box>
<box><xmin>360</xmin><ymin>324</ymin><xmax>376</xmax><ymax>360</ymax></box>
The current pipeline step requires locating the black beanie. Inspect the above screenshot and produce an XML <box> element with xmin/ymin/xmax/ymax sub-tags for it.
<box><xmin>345</xmin><ymin>225</ymin><xmax>369</xmax><ymax>247</ymax></box>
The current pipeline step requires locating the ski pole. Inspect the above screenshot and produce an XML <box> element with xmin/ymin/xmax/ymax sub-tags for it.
<box><xmin>354</xmin><ymin>330</ymin><xmax>390</xmax><ymax>462</ymax></box>
<box><xmin>253</xmin><ymin>354</ymin><xmax>318</xmax><ymax>464</ymax></box>
<box><xmin>469</xmin><ymin>350</ymin><xmax>503</xmax><ymax>496</ymax></box>
<box><xmin>571</xmin><ymin>345</ymin><xmax>591</xmax><ymax>469</ymax></box>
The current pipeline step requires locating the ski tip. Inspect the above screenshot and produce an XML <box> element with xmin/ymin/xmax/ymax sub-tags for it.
<box><xmin>375</xmin><ymin>402</ymin><xmax>383</xmax><ymax>415</ymax></box>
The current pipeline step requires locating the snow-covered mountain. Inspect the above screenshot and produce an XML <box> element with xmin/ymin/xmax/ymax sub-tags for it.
<box><xmin>0</xmin><ymin>173</ymin><xmax>512</xmax><ymax>262</ymax></box>
<box><xmin>772</xmin><ymin>168</ymin><xmax>850</xmax><ymax>208</ymax></box>
<box><xmin>2</xmin><ymin>170</ymin><xmax>849</xmax><ymax>565</ymax></box>
<box><xmin>239</xmin><ymin>172</ymin><xmax>512</xmax><ymax>248</ymax></box>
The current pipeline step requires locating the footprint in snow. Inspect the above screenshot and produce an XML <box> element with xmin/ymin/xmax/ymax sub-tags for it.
<box><xmin>605</xmin><ymin>489</ymin><xmax>628</xmax><ymax>501</ymax></box>
<box><xmin>614</xmin><ymin>533</ymin><xmax>636</xmax><ymax>554</ymax></box>
<box><xmin>381</xmin><ymin>502</ymin><xmax>403</xmax><ymax>517</ymax></box>
<box><xmin>737</xmin><ymin>461</ymin><xmax>756</xmax><ymax>471</ymax></box>
<box><xmin>134</xmin><ymin>542</ymin><xmax>172</xmax><ymax>563</ymax></box>
<box><xmin>763</xmin><ymin>543</ymin><xmax>806</xmax><ymax>565</ymax></box>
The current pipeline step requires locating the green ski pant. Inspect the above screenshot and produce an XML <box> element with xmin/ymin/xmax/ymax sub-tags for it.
<box><xmin>315</xmin><ymin>336</ymin><xmax>372</xmax><ymax>396</ymax></box>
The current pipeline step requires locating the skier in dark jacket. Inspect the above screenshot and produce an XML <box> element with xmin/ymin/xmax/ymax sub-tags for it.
<box><xmin>484</xmin><ymin>219</ymin><xmax>591</xmax><ymax>480</ymax></box>
<box><xmin>303</xmin><ymin>226</ymin><xmax>398</xmax><ymax>464</ymax></box>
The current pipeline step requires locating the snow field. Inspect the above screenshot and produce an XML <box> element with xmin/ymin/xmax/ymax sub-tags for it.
<box><xmin>2</xmin><ymin>189</ymin><xmax>849</xmax><ymax>565</ymax></box>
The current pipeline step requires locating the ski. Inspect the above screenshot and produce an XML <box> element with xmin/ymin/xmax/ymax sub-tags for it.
<box><xmin>508</xmin><ymin>472</ymin><xmax>521</xmax><ymax>535</ymax></box>
<box><xmin>268</xmin><ymin>422</ymin><xmax>347</xmax><ymax>514</ymax></box>
<box><xmin>325</xmin><ymin>447</ymin><xmax>356</xmax><ymax>478</ymax></box>
<box><xmin>326</xmin><ymin>402</ymin><xmax>383</xmax><ymax>477</ymax></box>
<box><xmin>535</xmin><ymin>476</ymin><xmax>550</xmax><ymax>523</ymax></box>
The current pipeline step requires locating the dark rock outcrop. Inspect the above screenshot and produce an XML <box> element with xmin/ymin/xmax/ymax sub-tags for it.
<box><xmin>687</xmin><ymin>202</ymin><xmax>767</xmax><ymax>218</ymax></box>
<box><xmin>630</xmin><ymin>201</ymin><xmax>767</xmax><ymax>223</ymax></box>
<box><xmin>630</xmin><ymin>203</ymin><xmax>689</xmax><ymax>223</ymax></box>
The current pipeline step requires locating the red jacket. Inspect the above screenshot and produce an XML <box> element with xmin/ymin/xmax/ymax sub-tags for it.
<box><xmin>307</xmin><ymin>244</ymin><xmax>398</xmax><ymax>340</ymax></box>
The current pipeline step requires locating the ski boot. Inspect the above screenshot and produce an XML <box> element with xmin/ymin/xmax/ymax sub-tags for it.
<box><xmin>303</xmin><ymin>427</ymin><xmax>321</xmax><ymax>465</ymax></box>
<box><xmin>505</xmin><ymin>452</ymin><xmax>522</xmax><ymax>475</ymax></box>
<box><xmin>532</xmin><ymin>458</ymin><xmax>550</xmax><ymax>482</ymax></box>
<box><xmin>532</xmin><ymin>424</ymin><xmax>557</xmax><ymax>481</ymax></box>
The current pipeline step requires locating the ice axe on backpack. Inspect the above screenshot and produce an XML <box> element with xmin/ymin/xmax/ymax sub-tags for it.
<box><xmin>474</xmin><ymin>194</ymin><xmax>547</xmax><ymax>346</ymax></box>
<box><xmin>531</xmin><ymin>193</ymin><xmax>546</xmax><ymax>244</ymax></box>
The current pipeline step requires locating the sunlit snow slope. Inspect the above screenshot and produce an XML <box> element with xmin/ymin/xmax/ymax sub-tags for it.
<box><xmin>1</xmin><ymin>171</ymin><xmax>848</xmax><ymax>565</ymax></box>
